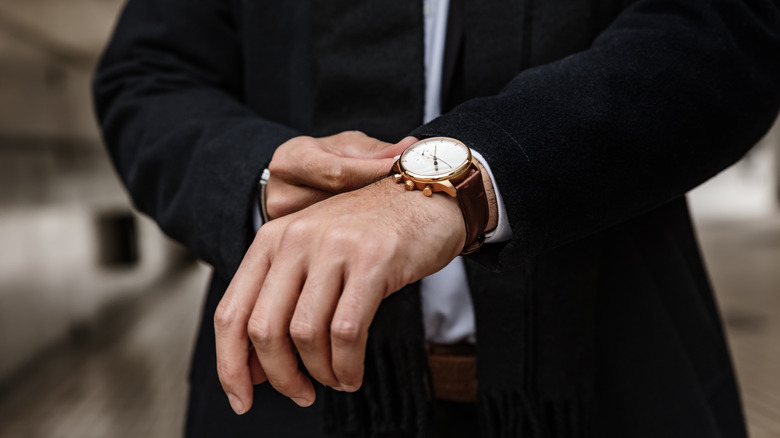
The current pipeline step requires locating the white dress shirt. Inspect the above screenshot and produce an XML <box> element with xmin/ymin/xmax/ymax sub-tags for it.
<box><xmin>420</xmin><ymin>0</ymin><xmax>512</xmax><ymax>344</ymax></box>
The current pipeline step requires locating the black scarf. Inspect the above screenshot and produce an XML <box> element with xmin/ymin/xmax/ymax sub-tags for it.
<box><xmin>308</xmin><ymin>1</ymin><xmax>598</xmax><ymax>436</ymax></box>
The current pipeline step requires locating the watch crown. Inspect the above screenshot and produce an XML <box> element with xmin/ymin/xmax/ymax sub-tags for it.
<box><xmin>393</xmin><ymin>173</ymin><xmax>403</xmax><ymax>184</ymax></box>
<box><xmin>422</xmin><ymin>185</ymin><xmax>432</xmax><ymax>197</ymax></box>
<box><xmin>404</xmin><ymin>180</ymin><xmax>415</xmax><ymax>191</ymax></box>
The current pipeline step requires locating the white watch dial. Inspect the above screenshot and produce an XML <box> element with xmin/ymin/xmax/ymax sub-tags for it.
<box><xmin>400</xmin><ymin>138</ymin><xmax>470</xmax><ymax>177</ymax></box>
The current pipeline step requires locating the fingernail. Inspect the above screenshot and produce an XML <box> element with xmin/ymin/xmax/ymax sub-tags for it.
<box><xmin>227</xmin><ymin>393</ymin><xmax>246</xmax><ymax>415</ymax></box>
<box><xmin>292</xmin><ymin>397</ymin><xmax>314</xmax><ymax>407</ymax></box>
<box><xmin>343</xmin><ymin>384</ymin><xmax>359</xmax><ymax>392</ymax></box>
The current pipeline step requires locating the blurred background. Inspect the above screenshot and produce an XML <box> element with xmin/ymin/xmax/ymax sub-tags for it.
<box><xmin>0</xmin><ymin>1</ymin><xmax>778</xmax><ymax>437</ymax></box>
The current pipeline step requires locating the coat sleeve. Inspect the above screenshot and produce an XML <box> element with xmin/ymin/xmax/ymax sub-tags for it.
<box><xmin>412</xmin><ymin>0</ymin><xmax>780</xmax><ymax>267</ymax></box>
<box><xmin>93</xmin><ymin>0</ymin><xmax>300</xmax><ymax>279</ymax></box>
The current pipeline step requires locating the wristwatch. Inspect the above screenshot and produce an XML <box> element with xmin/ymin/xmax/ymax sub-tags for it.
<box><xmin>391</xmin><ymin>137</ymin><xmax>489</xmax><ymax>254</ymax></box>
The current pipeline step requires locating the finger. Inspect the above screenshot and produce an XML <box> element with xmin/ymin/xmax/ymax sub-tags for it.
<box><xmin>290</xmin><ymin>260</ymin><xmax>344</xmax><ymax>389</ymax></box>
<box><xmin>330</xmin><ymin>270</ymin><xmax>385</xmax><ymax>392</ymax></box>
<box><xmin>277</xmin><ymin>148</ymin><xmax>396</xmax><ymax>193</ymax></box>
<box><xmin>249</xmin><ymin>259</ymin><xmax>316</xmax><ymax>407</ymax></box>
<box><xmin>318</xmin><ymin>130</ymin><xmax>384</xmax><ymax>157</ymax></box>
<box><xmin>371</xmin><ymin>136</ymin><xmax>418</xmax><ymax>159</ymax></box>
<box><xmin>318</xmin><ymin>132</ymin><xmax>414</xmax><ymax>160</ymax></box>
<box><xmin>265</xmin><ymin>177</ymin><xmax>331</xmax><ymax>219</ymax></box>
<box><xmin>248</xmin><ymin>345</ymin><xmax>267</xmax><ymax>385</ymax></box>
<box><xmin>214</xmin><ymin>253</ymin><xmax>271</xmax><ymax>415</ymax></box>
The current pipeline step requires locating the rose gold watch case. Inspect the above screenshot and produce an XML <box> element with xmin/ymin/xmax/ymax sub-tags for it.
<box><xmin>392</xmin><ymin>137</ymin><xmax>474</xmax><ymax>197</ymax></box>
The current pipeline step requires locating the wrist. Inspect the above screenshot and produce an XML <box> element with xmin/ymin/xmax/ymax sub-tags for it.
<box><xmin>389</xmin><ymin>137</ymin><xmax>489</xmax><ymax>254</ymax></box>
<box><xmin>375</xmin><ymin>176</ymin><xmax>466</xmax><ymax>257</ymax></box>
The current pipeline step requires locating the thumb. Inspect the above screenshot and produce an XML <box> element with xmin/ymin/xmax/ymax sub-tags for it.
<box><xmin>333</xmin><ymin>156</ymin><xmax>398</xmax><ymax>192</ymax></box>
<box><xmin>372</xmin><ymin>136</ymin><xmax>418</xmax><ymax>159</ymax></box>
<box><xmin>356</xmin><ymin>156</ymin><xmax>397</xmax><ymax>184</ymax></box>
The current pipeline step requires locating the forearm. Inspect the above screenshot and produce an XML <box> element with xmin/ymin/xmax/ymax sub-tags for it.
<box><xmin>99</xmin><ymin>88</ymin><xmax>299</xmax><ymax>278</ymax></box>
<box><xmin>93</xmin><ymin>0</ymin><xmax>301</xmax><ymax>278</ymax></box>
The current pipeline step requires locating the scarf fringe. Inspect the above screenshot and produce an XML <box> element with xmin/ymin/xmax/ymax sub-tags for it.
<box><xmin>322</xmin><ymin>338</ymin><xmax>431</xmax><ymax>438</ymax></box>
<box><xmin>479</xmin><ymin>390</ymin><xmax>591</xmax><ymax>438</ymax></box>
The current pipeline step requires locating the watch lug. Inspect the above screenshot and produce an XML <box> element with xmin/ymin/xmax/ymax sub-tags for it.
<box><xmin>430</xmin><ymin>180</ymin><xmax>457</xmax><ymax>197</ymax></box>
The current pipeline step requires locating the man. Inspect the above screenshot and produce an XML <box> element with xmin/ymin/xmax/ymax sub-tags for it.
<box><xmin>93</xmin><ymin>0</ymin><xmax>780</xmax><ymax>436</ymax></box>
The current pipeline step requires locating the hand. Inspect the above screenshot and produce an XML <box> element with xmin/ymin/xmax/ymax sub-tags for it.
<box><xmin>214</xmin><ymin>177</ymin><xmax>466</xmax><ymax>413</ymax></box>
<box><xmin>265</xmin><ymin>131</ymin><xmax>416</xmax><ymax>219</ymax></box>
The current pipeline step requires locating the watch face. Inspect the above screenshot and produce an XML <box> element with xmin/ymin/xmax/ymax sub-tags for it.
<box><xmin>400</xmin><ymin>137</ymin><xmax>471</xmax><ymax>178</ymax></box>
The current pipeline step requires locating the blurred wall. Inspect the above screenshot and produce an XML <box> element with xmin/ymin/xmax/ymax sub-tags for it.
<box><xmin>689</xmin><ymin>115</ymin><xmax>780</xmax><ymax>221</ymax></box>
<box><xmin>0</xmin><ymin>0</ymin><xmax>189</xmax><ymax>384</ymax></box>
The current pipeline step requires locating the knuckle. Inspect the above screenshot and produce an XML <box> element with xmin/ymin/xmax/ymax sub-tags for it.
<box><xmin>281</xmin><ymin>218</ymin><xmax>313</xmax><ymax>245</ymax></box>
<box><xmin>362</xmin><ymin>236</ymin><xmax>392</xmax><ymax>257</ymax></box>
<box><xmin>294</xmin><ymin>137</ymin><xmax>322</xmax><ymax>156</ymax></box>
<box><xmin>271</xmin><ymin>136</ymin><xmax>315</xmax><ymax>173</ymax></box>
<box><xmin>247</xmin><ymin>317</ymin><xmax>276</xmax><ymax>349</ymax></box>
<box><xmin>213</xmin><ymin>302</ymin><xmax>236</xmax><ymax>331</ymax></box>
<box><xmin>323</xmin><ymin>225</ymin><xmax>364</xmax><ymax>249</ymax></box>
<box><xmin>267</xmin><ymin>157</ymin><xmax>282</xmax><ymax>173</ymax></box>
<box><xmin>253</xmin><ymin>223</ymin><xmax>278</xmax><ymax>249</ymax></box>
<box><xmin>298</xmin><ymin>136</ymin><xmax>319</xmax><ymax>149</ymax></box>
<box><xmin>331</xmin><ymin>318</ymin><xmax>362</xmax><ymax>344</ymax></box>
<box><xmin>268</xmin><ymin>154</ymin><xmax>289</xmax><ymax>177</ymax></box>
<box><xmin>286</xmin><ymin>135</ymin><xmax>314</xmax><ymax>149</ymax></box>
<box><xmin>322</xmin><ymin>227</ymin><xmax>350</xmax><ymax>248</ymax></box>
<box><xmin>289</xmin><ymin>319</ymin><xmax>318</xmax><ymax>347</ymax></box>
<box><xmin>264</xmin><ymin>194</ymin><xmax>289</xmax><ymax>219</ymax></box>
<box><xmin>324</xmin><ymin>162</ymin><xmax>348</xmax><ymax>191</ymax></box>
<box><xmin>258</xmin><ymin>218</ymin><xmax>282</xmax><ymax>237</ymax></box>
<box><xmin>343</xmin><ymin>130</ymin><xmax>366</xmax><ymax>139</ymax></box>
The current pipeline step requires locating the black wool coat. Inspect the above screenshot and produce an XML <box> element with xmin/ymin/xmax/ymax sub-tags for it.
<box><xmin>93</xmin><ymin>0</ymin><xmax>780</xmax><ymax>436</ymax></box>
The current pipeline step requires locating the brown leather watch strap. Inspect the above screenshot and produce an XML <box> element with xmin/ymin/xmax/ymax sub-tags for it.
<box><xmin>455</xmin><ymin>167</ymin><xmax>489</xmax><ymax>254</ymax></box>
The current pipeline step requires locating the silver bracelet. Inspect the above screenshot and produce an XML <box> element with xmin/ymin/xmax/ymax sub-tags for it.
<box><xmin>258</xmin><ymin>168</ymin><xmax>271</xmax><ymax>223</ymax></box>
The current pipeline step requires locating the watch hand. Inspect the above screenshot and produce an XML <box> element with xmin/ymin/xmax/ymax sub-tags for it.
<box><xmin>437</xmin><ymin>157</ymin><xmax>453</xmax><ymax>169</ymax></box>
